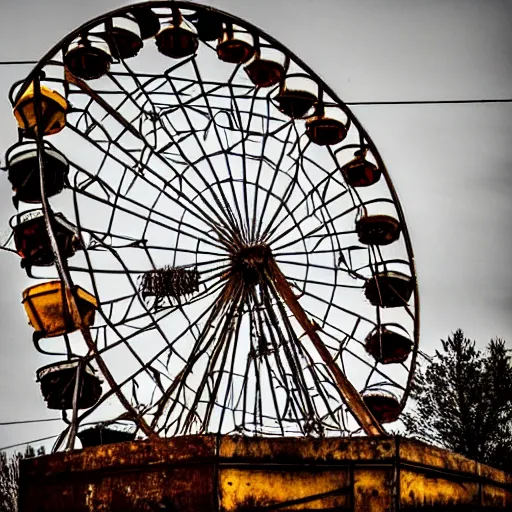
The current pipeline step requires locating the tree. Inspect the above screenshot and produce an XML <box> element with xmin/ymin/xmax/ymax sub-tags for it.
<box><xmin>403</xmin><ymin>329</ymin><xmax>512</xmax><ymax>472</ymax></box>
<box><xmin>0</xmin><ymin>452</ymin><xmax>19</xmax><ymax>512</ymax></box>
<box><xmin>0</xmin><ymin>446</ymin><xmax>46</xmax><ymax>512</ymax></box>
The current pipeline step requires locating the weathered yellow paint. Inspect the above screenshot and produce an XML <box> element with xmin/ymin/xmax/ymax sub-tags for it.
<box><xmin>22</xmin><ymin>281</ymin><xmax>97</xmax><ymax>337</ymax></box>
<box><xmin>220</xmin><ymin>468</ymin><xmax>350</xmax><ymax>511</ymax></box>
<box><xmin>353</xmin><ymin>468</ymin><xmax>394</xmax><ymax>512</ymax></box>
<box><xmin>219</xmin><ymin>434</ymin><xmax>396</xmax><ymax>463</ymax></box>
<box><xmin>19</xmin><ymin>436</ymin><xmax>512</xmax><ymax>511</ymax></box>
<box><xmin>478</xmin><ymin>461</ymin><xmax>512</xmax><ymax>485</ymax></box>
<box><xmin>13</xmin><ymin>82</ymin><xmax>68</xmax><ymax>135</ymax></box>
<box><xmin>481</xmin><ymin>483</ymin><xmax>509</xmax><ymax>509</ymax></box>
<box><xmin>401</xmin><ymin>469</ymin><xmax>479</xmax><ymax>508</ymax></box>
<box><xmin>400</xmin><ymin>438</ymin><xmax>477</xmax><ymax>475</ymax></box>
<box><xmin>479</xmin><ymin>462</ymin><xmax>512</xmax><ymax>509</ymax></box>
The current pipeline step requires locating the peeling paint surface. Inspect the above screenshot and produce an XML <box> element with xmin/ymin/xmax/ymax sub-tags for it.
<box><xmin>19</xmin><ymin>436</ymin><xmax>512</xmax><ymax>511</ymax></box>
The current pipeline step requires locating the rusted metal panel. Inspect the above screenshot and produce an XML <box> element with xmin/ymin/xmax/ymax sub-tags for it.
<box><xmin>478</xmin><ymin>460</ymin><xmax>512</xmax><ymax>485</ymax></box>
<box><xmin>21</xmin><ymin>464</ymin><xmax>215</xmax><ymax>512</ymax></box>
<box><xmin>18</xmin><ymin>436</ymin><xmax>512</xmax><ymax>511</ymax></box>
<box><xmin>353</xmin><ymin>468</ymin><xmax>394</xmax><ymax>512</ymax></box>
<box><xmin>21</xmin><ymin>435</ymin><xmax>216</xmax><ymax>477</ymax></box>
<box><xmin>477</xmin><ymin>461</ymin><xmax>512</xmax><ymax>509</ymax></box>
<box><xmin>219</xmin><ymin>468</ymin><xmax>350</xmax><ymax>511</ymax></box>
<box><xmin>399</xmin><ymin>438</ymin><xmax>478</xmax><ymax>475</ymax></box>
<box><xmin>19</xmin><ymin>479</ymin><xmax>91</xmax><ymax>512</ymax></box>
<box><xmin>20</xmin><ymin>436</ymin><xmax>217</xmax><ymax>512</ymax></box>
<box><xmin>91</xmin><ymin>466</ymin><xmax>215</xmax><ymax>512</ymax></box>
<box><xmin>219</xmin><ymin>435</ymin><xmax>396</xmax><ymax>464</ymax></box>
<box><xmin>481</xmin><ymin>483</ymin><xmax>510</xmax><ymax>510</ymax></box>
<box><xmin>400</xmin><ymin>468</ymin><xmax>479</xmax><ymax>508</ymax></box>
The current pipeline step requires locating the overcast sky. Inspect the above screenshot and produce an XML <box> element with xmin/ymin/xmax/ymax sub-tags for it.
<box><xmin>0</xmin><ymin>0</ymin><xmax>511</xmax><ymax>451</ymax></box>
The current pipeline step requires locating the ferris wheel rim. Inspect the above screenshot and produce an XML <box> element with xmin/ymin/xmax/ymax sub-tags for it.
<box><xmin>9</xmin><ymin>0</ymin><xmax>420</xmax><ymax>441</ymax></box>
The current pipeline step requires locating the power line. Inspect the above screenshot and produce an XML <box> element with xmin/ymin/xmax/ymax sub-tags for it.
<box><xmin>0</xmin><ymin>61</ymin><xmax>37</xmax><ymax>66</ymax></box>
<box><xmin>346</xmin><ymin>98</ymin><xmax>512</xmax><ymax>106</ymax></box>
<box><xmin>0</xmin><ymin>60</ymin><xmax>510</xmax><ymax>106</ymax></box>
<box><xmin>0</xmin><ymin>418</ymin><xmax>61</xmax><ymax>426</ymax></box>
<box><xmin>0</xmin><ymin>434</ymin><xmax>59</xmax><ymax>452</ymax></box>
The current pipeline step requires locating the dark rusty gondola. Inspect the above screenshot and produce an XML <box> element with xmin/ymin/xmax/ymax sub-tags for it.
<box><xmin>155</xmin><ymin>10</ymin><xmax>199</xmax><ymax>59</ymax></box>
<box><xmin>12</xmin><ymin>209</ymin><xmax>80</xmax><ymax>269</ymax></box>
<box><xmin>106</xmin><ymin>17</ymin><xmax>144</xmax><ymax>60</ymax></box>
<box><xmin>274</xmin><ymin>74</ymin><xmax>318</xmax><ymax>119</ymax></box>
<box><xmin>4</xmin><ymin>141</ymin><xmax>69</xmax><ymax>204</ymax></box>
<box><xmin>245</xmin><ymin>43</ymin><xmax>287</xmax><ymax>89</ymax></box>
<box><xmin>217</xmin><ymin>23</ymin><xmax>255</xmax><ymax>64</ymax></box>
<box><xmin>365</xmin><ymin>326</ymin><xmax>413</xmax><ymax>364</ymax></box>
<box><xmin>364</xmin><ymin>271</ymin><xmax>414</xmax><ymax>308</ymax></box>
<box><xmin>306</xmin><ymin>115</ymin><xmax>348</xmax><ymax>146</ymax></box>
<box><xmin>78</xmin><ymin>422</ymin><xmax>137</xmax><ymax>447</ymax></box>
<box><xmin>341</xmin><ymin>149</ymin><xmax>381</xmax><ymax>187</ymax></box>
<box><xmin>245</xmin><ymin>57</ymin><xmax>285</xmax><ymax>88</ymax></box>
<box><xmin>275</xmin><ymin>89</ymin><xmax>317</xmax><ymax>119</ymax></box>
<box><xmin>356</xmin><ymin>214</ymin><xmax>401</xmax><ymax>246</ymax></box>
<box><xmin>64</xmin><ymin>37</ymin><xmax>112</xmax><ymax>81</ymax></box>
<box><xmin>362</xmin><ymin>392</ymin><xmax>401</xmax><ymax>423</ymax></box>
<box><xmin>36</xmin><ymin>360</ymin><xmax>102</xmax><ymax>410</ymax></box>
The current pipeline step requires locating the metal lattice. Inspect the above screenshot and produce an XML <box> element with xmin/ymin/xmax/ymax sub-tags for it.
<box><xmin>3</xmin><ymin>2</ymin><xmax>419</xmax><ymax>449</ymax></box>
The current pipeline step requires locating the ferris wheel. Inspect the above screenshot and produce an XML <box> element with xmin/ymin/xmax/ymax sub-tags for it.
<box><xmin>2</xmin><ymin>1</ymin><xmax>419</xmax><ymax>450</ymax></box>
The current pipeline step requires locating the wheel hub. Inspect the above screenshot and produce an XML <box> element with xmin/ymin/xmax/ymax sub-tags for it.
<box><xmin>230</xmin><ymin>243</ymin><xmax>272</xmax><ymax>286</ymax></box>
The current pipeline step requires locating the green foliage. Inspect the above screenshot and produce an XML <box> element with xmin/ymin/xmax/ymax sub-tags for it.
<box><xmin>403</xmin><ymin>329</ymin><xmax>512</xmax><ymax>471</ymax></box>
<box><xmin>0</xmin><ymin>445</ymin><xmax>46</xmax><ymax>512</ymax></box>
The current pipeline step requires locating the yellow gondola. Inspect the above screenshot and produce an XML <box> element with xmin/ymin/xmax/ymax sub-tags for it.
<box><xmin>22</xmin><ymin>281</ymin><xmax>97</xmax><ymax>338</ymax></box>
<box><xmin>13</xmin><ymin>83</ymin><xmax>67</xmax><ymax>136</ymax></box>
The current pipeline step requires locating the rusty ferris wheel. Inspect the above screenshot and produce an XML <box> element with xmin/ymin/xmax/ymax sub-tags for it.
<box><xmin>2</xmin><ymin>1</ymin><xmax>419</xmax><ymax>450</ymax></box>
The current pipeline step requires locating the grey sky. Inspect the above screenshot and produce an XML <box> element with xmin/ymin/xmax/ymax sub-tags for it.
<box><xmin>0</xmin><ymin>0</ymin><xmax>511</xmax><ymax>450</ymax></box>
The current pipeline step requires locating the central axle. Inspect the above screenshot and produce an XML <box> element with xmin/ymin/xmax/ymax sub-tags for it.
<box><xmin>230</xmin><ymin>243</ymin><xmax>272</xmax><ymax>286</ymax></box>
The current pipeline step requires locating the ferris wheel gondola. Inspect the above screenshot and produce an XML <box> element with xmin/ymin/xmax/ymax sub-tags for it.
<box><xmin>2</xmin><ymin>1</ymin><xmax>419</xmax><ymax>449</ymax></box>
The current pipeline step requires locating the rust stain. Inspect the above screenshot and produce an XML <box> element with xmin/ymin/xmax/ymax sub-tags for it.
<box><xmin>353</xmin><ymin>468</ymin><xmax>394</xmax><ymax>512</ymax></box>
<box><xmin>19</xmin><ymin>436</ymin><xmax>512</xmax><ymax>511</ymax></box>
<box><xmin>220</xmin><ymin>468</ymin><xmax>350</xmax><ymax>511</ymax></box>
<box><xmin>400</xmin><ymin>469</ymin><xmax>479</xmax><ymax>508</ymax></box>
<box><xmin>22</xmin><ymin>435</ymin><xmax>216</xmax><ymax>477</ymax></box>
<box><xmin>400</xmin><ymin>438</ymin><xmax>477</xmax><ymax>475</ymax></box>
<box><xmin>219</xmin><ymin>435</ymin><xmax>396</xmax><ymax>464</ymax></box>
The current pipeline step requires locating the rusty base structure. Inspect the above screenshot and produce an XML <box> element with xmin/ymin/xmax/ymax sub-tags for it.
<box><xmin>19</xmin><ymin>435</ymin><xmax>512</xmax><ymax>511</ymax></box>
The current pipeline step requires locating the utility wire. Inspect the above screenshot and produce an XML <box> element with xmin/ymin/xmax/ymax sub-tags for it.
<box><xmin>346</xmin><ymin>98</ymin><xmax>512</xmax><ymax>106</ymax></box>
<box><xmin>0</xmin><ymin>418</ymin><xmax>61</xmax><ymax>426</ymax></box>
<box><xmin>0</xmin><ymin>59</ymin><xmax>510</xmax><ymax>106</ymax></box>
<box><xmin>0</xmin><ymin>61</ymin><xmax>38</xmax><ymax>66</ymax></box>
<box><xmin>0</xmin><ymin>434</ymin><xmax>59</xmax><ymax>452</ymax></box>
